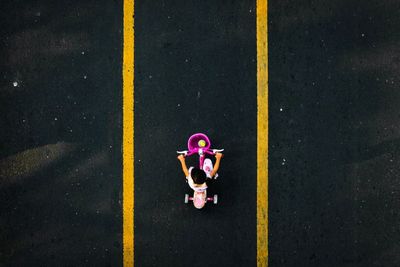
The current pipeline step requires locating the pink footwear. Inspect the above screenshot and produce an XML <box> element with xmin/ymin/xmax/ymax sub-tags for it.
<box><xmin>203</xmin><ymin>158</ymin><xmax>214</xmax><ymax>178</ymax></box>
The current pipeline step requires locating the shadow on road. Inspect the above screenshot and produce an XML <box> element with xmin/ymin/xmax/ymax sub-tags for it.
<box><xmin>0</xmin><ymin>0</ymin><xmax>122</xmax><ymax>265</ymax></box>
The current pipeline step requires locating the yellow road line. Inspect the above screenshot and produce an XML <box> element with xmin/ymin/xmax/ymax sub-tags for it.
<box><xmin>123</xmin><ymin>0</ymin><xmax>134</xmax><ymax>266</ymax></box>
<box><xmin>257</xmin><ymin>0</ymin><xmax>268</xmax><ymax>266</ymax></box>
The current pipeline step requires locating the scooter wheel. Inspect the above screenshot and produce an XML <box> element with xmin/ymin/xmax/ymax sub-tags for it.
<box><xmin>213</xmin><ymin>194</ymin><xmax>218</xmax><ymax>204</ymax></box>
<box><xmin>184</xmin><ymin>194</ymin><xmax>189</xmax><ymax>204</ymax></box>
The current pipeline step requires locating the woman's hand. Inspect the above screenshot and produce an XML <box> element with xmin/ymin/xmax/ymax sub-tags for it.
<box><xmin>215</xmin><ymin>152</ymin><xmax>223</xmax><ymax>159</ymax></box>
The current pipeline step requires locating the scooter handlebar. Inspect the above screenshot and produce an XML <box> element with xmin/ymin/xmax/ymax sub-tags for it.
<box><xmin>176</xmin><ymin>150</ymin><xmax>188</xmax><ymax>156</ymax></box>
<box><xmin>177</xmin><ymin>149</ymin><xmax>223</xmax><ymax>156</ymax></box>
<box><xmin>177</xmin><ymin>150</ymin><xmax>196</xmax><ymax>157</ymax></box>
<box><xmin>204</xmin><ymin>148</ymin><xmax>224</xmax><ymax>155</ymax></box>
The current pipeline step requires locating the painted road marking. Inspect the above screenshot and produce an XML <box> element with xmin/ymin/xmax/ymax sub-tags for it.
<box><xmin>123</xmin><ymin>0</ymin><xmax>134</xmax><ymax>266</ymax></box>
<box><xmin>257</xmin><ymin>0</ymin><xmax>268</xmax><ymax>266</ymax></box>
<box><xmin>123</xmin><ymin>1</ymin><xmax>266</xmax><ymax>266</ymax></box>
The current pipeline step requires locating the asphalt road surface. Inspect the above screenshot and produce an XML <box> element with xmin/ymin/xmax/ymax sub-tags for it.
<box><xmin>269</xmin><ymin>1</ymin><xmax>400</xmax><ymax>266</ymax></box>
<box><xmin>1</xmin><ymin>0</ymin><xmax>123</xmax><ymax>266</ymax></box>
<box><xmin>134</xmin><ymin>1</ymin><xmax>256</xmax><ymax>266</ymax></box>
<box><xmin>2</xmin><ymin>0</ymin><xmax>400</xmax><ymax>266</ymax></box>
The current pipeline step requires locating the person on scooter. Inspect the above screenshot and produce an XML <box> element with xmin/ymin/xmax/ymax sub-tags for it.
<box><xmin>177</xmin><ymin>152</ymin><xmax>223</xmax><ymax>192</ymax></box>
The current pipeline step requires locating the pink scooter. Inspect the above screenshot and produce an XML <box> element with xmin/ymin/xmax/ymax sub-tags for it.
<box><xmin>177</xmin><ymin>133</ymin><xmax>224</xmax><ymax>209</ymax></box>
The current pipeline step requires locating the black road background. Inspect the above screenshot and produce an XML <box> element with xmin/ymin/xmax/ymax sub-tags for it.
<box><xmin>269</xmin><ymin>1</ymin><xmax>400</xmax><ymax>266</ymax></box>
<box><xmin>1</xmin><ymin>1</ymin><xmax>123</xmax><ymax>266</ymax></box>
<box><xmin>1</xmin><ymin>0</ymin><xmax>400</xmax><ymax>266</ymax></box>
<box><xmin>134</xmin><ymin>1</ymin><xmax>256</xmax><ymax>266</ymax></box>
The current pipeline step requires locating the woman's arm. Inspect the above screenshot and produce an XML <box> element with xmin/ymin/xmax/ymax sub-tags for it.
<box><xmin>210</xmin><ymin>153</ymin><xmax>223</xmax><ymax>178</ymax></box>
<box><xmin>177</xmin><ymin>155</ymin><xmax>189</xmax><ymax>177</ymax></box>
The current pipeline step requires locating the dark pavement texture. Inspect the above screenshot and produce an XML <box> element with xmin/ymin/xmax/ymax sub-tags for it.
<box><xmin>1</xmin><ymin>0</ymin><xmax>400</xmax><ymax>266</ymax></box>
<box><xmin>134</xmin><ymin>0</ymin><xmax>256</xmax><ymax>266</ymax></box>
<box><xmin>1</xmin><ymin>1</ymin><xmax>122</xmax><ymax>266</ymax></box>
<box><xmin>269</xmin><ymin>0</ymin><xmax>400</xmax><ymax>266</ymax></box>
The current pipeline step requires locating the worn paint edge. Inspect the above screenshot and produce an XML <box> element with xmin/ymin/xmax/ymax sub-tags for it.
<box><xmin>123</xmin><ymin>0</ymin><xmax>134</xmax><ymax>266</ymax></box>
<box><xmin>257</xmin><ymin>0</ymin><xmax>268</xmax><ymax>266</ymax></box>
